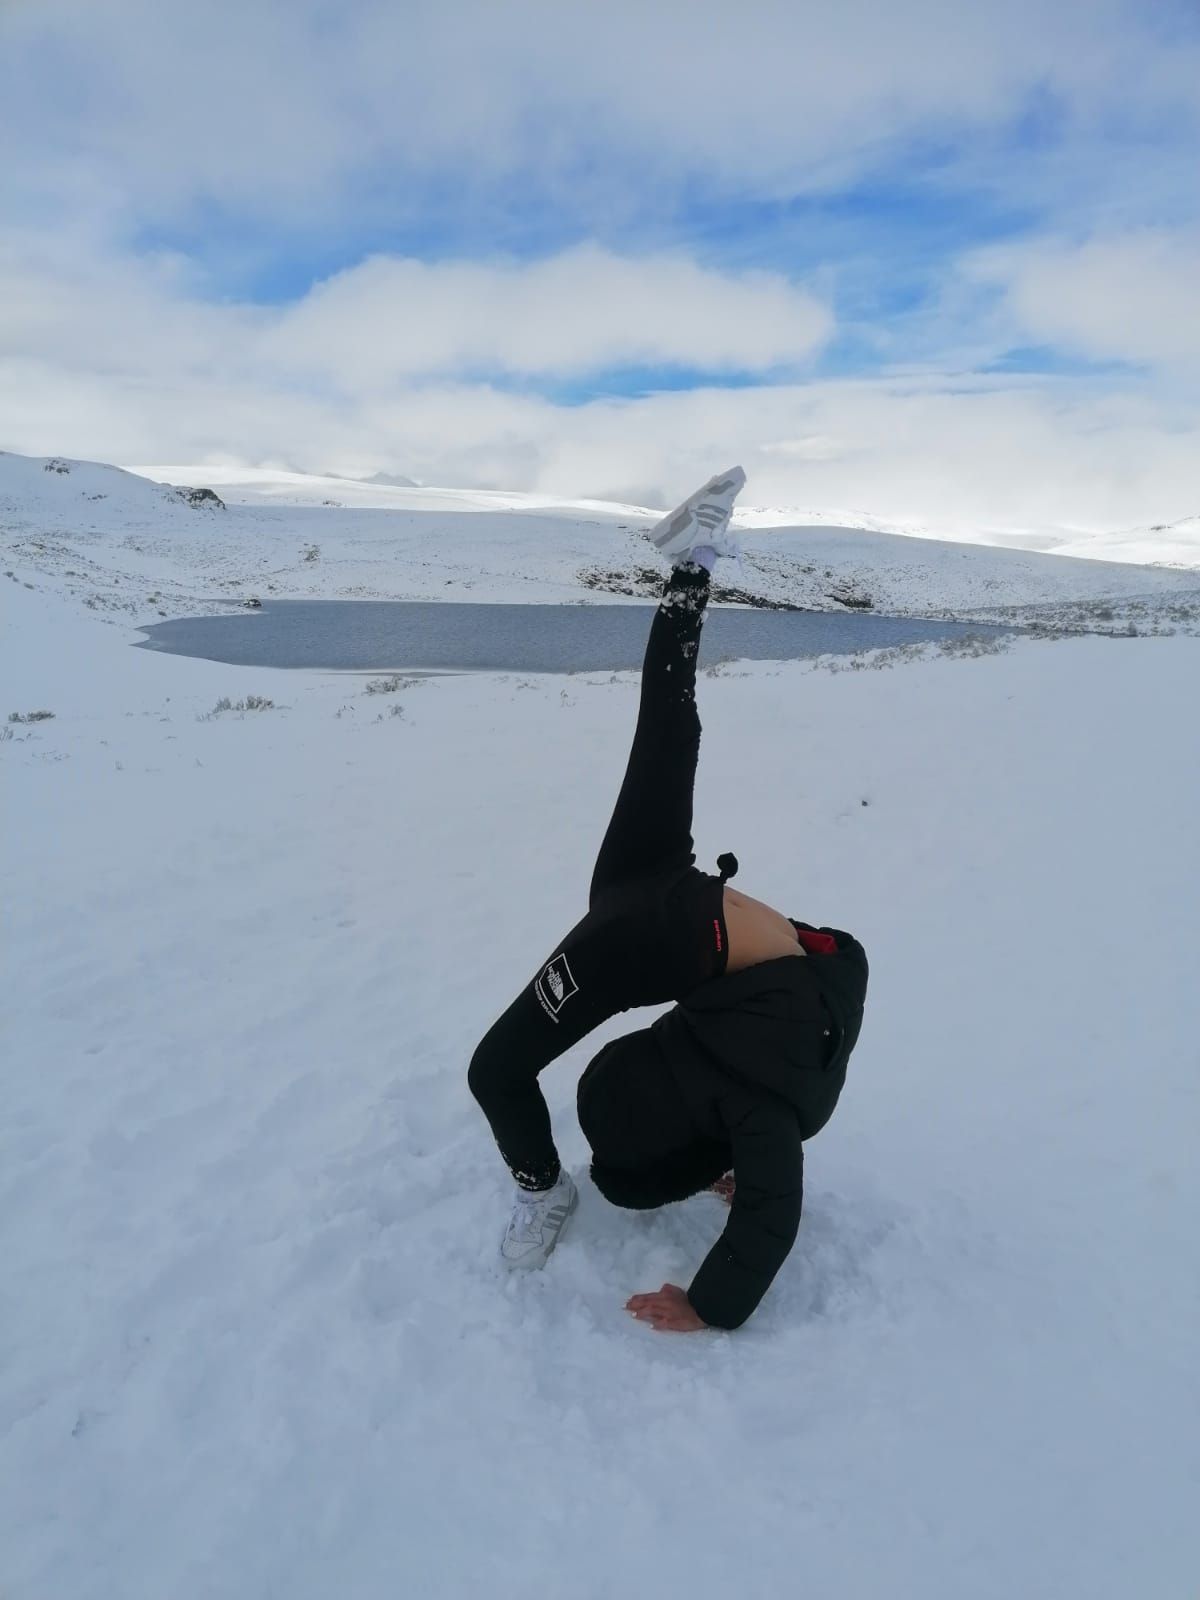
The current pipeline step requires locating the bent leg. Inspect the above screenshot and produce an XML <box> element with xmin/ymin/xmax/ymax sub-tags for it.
<box><xmin>469</xmin><ymin>901</ymin><xmax>641</xmax><ymax>1191</ymax></box>
<box><xmin>589</xmin><ymin>561</ymin><xmax>712</xmax><ymax>906</ymax></box>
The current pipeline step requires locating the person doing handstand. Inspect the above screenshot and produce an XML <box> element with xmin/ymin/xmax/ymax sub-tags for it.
<box><xmin>468</xmin><ymin>468</ymin><xmax>869</xmax><ymax>1331</ymax></box>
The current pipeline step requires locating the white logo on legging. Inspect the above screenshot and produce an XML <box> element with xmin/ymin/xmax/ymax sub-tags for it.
<box><xmin>535</xmin><ymin>954</ymin><xmax>579</xmax><ymax>1020</ymax></box>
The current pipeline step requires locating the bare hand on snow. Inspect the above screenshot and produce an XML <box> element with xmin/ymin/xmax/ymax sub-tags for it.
<box><xmin>626</xmin><ymin>1284</ymin><xmax>708</xmax><ymax>1332</ymax></box>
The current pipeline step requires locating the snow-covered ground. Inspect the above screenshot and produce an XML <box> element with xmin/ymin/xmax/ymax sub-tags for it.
<box><xmin>3</xmin><ymin>450</ymin><xmax>1199</xmax><ymax>1598</ymax></box>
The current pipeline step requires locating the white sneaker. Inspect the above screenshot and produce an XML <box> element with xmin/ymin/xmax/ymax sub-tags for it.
<box><xmin>648</xmin><ymin>466</ymin><xmax>747</xmax><ymax>564</ymax></box>
<box><xmin>500</xmin><ymin>1170</ymin><xmax>579</xmax><ymax>1269</ymax></box>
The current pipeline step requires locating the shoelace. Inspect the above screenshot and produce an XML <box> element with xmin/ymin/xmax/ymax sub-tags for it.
<box><xmin>513</xmin><ymin>1197</ymin><xmax>544</xmax><ymax>1241</ymax></box>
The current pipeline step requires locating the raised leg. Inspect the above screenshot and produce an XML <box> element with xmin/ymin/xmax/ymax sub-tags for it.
<box><xmin>589</xmin><ymin>560</ymin><xmax>712</xmax><ymax>906</ymax></box>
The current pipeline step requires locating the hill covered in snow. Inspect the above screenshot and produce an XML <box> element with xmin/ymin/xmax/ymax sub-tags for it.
<box><xmin>3</xmin><ymin>450</ymin><xmax>1198</xmax><ymax>637</ymax></box>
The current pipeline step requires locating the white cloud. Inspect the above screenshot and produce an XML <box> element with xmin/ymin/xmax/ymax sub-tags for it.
<box><xmin>0</xmin><ymin>232</ymin><xmax>828</xmax><ymax>383</ymax></box>
<box><xmin>966</xmin><ymin>231</ymin><xmax>1200</xmax><ymax>369</ymax></box>
<box><xmin>266</xmin><ymin>247</ymin><xmax>831</xmax><ymax>383</ymax></box>
<box><xmin>3</xmin><ymin>0</ymin><xmax>1197</xmax><ymax>229</ymax></box>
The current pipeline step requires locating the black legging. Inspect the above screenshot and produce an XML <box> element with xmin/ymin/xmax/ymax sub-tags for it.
<box><xmin>468</xmin><ymin>560</ymin><xmax>731</xmax><ymax>1191</ymax></box>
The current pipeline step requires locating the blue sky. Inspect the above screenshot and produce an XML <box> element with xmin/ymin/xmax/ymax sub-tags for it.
<box><xmin>1</xmin><ymin>0</ymin><xmax>1197</xmax><ymax>532</ymax></box>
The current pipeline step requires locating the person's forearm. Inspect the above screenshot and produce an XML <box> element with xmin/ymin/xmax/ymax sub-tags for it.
<box><xmin>688</xmin><ymin>1237</ymin><xmax>778</xmax><ymax>1329</ymax></box>
<box><xmin>687</xmin><ymin>1189</ymin><xmax>802</xmax><ymax>1328</ymax></box>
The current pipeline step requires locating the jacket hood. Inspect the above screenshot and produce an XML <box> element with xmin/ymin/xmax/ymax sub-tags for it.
<box><xmin>652</xmin><ymin>928</ymin><xmax>868</xmax><ymax>1140</ymax></box>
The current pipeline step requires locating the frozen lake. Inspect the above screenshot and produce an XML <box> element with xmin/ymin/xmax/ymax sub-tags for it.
<box><xmin>135</xmin><ymin>599</ymin><xmax>1011</xmax><ymax>673</ymax></box>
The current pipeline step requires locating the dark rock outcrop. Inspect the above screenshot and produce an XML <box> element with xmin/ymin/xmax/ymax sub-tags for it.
<box><xmin>176</xmin><ymin>486</ymin><xmax>226</xmax><ymax>509</ymax></box>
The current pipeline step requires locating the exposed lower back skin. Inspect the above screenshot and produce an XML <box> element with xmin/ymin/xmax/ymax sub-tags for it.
<box><xmin>721</xmin><ymin>885</ymin><xmax>805</xmax><ymax>973</ymax></box>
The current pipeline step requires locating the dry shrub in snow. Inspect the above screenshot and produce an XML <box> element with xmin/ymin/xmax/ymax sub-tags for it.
<box><xmin>364</xmin><ymin>675</ymin><xmax>427</xmax><ymax>695</ymax></box>
<box><xmin>199</xmin><ymin>695</ymin><xmax>276</xmax><ymax>720</ymax></box>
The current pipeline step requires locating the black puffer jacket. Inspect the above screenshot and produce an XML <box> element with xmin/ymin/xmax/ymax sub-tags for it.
<box><xmin>649</xmin><ymin>924</ymin><xmax>868</xmax><ymax>1329</ymax></box>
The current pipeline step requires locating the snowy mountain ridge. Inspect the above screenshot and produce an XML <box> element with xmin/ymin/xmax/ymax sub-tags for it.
<box><xmin>3</xmin><ymin>449</ymin><xmax>1197</xmax><ymax>636</ymax></box>
<box><xmin>126</xmin><ymin>457</ymin><xmax>1200</xmax><ymax>567</ymax></box>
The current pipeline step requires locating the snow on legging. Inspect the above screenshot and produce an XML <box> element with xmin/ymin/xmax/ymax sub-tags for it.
<box><xmin>467</xmin><ymin>560</ymin><xmax>731</xmax><ymax>1191</ymax></box>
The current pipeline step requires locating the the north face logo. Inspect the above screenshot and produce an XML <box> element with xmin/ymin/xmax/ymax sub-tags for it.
<box><xmin>535</xmin><ymin>953</ymin><xmax>579</xmax><ymax>1021</ymax></box>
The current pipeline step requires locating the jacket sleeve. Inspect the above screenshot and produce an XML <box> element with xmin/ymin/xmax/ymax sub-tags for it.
<box><xmin>686</xmin><ymin>1095</ymin><xmax>804</xmax><ymax>1330</ymax></box>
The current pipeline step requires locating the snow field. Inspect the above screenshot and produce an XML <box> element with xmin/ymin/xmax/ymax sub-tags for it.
<box><xmin>3</xmin><ymin>567</ymin><xmax>1198</xmax><ymax>1597</ymax></box>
